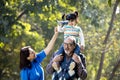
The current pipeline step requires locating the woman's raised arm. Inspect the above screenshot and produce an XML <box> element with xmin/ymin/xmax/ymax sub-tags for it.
<box><xmin>44</xmin><ymin>27</ymin><xmax>58</xmax><ymax>55</ymax></box>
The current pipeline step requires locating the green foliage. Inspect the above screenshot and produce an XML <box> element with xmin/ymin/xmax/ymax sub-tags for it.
<box><xmin>108</xmin><ymin>0</ymin><xmax>112</xmax><ymax>7</ymax></box>
<box><xmin>0</xmin><ymin>0</ymin><xmax>120</xmax><ymax>80</ymax></box>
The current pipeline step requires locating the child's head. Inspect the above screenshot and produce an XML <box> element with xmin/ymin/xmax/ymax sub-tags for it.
<box><xmin>62</xmin><ymin>11</ymin><xmax>79</xmax><ymax>25</ymax></box>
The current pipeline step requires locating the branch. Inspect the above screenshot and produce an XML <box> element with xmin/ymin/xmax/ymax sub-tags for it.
<box><xmin>15</xmin><ymin>9</ymin><xmax>28</xmax><ymax>21</ymax></box>
<box><xmin>9</xmin><ymin>9</ymin><xmax>28</xmax><ymax>27</ymax></box>
<box><xmin>109</xmin><ymin>57</ymin><xmax>120</xmax><ymax>80</ymax></box>
<box><xmin>103</xmin><ymin>0</ymin><xmax>119</xmax><ymax>44</ymax></box>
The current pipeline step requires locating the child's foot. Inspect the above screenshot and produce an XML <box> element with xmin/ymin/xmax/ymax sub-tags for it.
<box><xmin>69</xmin><ymin>62</ymin><xmax>75</xmax><ymax>70</ymax></box>
<box><xmin>52</xmin><ymin>62</ymin><xmax>60</xmax><ymax>71</ymax></box>
<box><xmin>69</xmin><ymin>62</ymin><xmax>75</xmax><ymax>76</ymax></box>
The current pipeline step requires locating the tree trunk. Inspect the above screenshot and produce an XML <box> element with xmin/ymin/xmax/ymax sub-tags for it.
<box><xmin>95</xmin><ymin>0</ymin><xmax>120</xmax><ymax>80</ymax></box>
<box><xmin>109</xmin><ymin>57</ymin><xmax>120</xmax><ymax>80</ymax></box>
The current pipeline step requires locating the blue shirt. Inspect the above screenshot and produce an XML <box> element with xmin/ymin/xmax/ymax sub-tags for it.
<box><xmin>20</xmin><ymin>50</ymin><xmax>46</xmax><ymax>80</ymax></box>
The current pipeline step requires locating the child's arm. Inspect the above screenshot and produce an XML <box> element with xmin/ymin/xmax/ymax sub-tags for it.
<box><xmin>79</xmin><ymin>27</ymin><xmax>85</xmax><ymax>51</ymax></box>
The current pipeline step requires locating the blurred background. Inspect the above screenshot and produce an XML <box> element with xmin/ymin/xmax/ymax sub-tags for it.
<box><xmin>0</xmin><ymin>0</ymin><xmax>120</xmax><ymax>80</ymax></box>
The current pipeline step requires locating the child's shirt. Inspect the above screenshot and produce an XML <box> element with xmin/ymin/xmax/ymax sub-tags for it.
<box><xmin>58</xmin><ymin>25</ymin><xmax>85</xmax><ymax>47</ymax></box>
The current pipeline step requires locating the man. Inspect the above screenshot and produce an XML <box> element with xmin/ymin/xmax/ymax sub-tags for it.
<box><xmin>46</xmin><ymin>36</ymin><xmax>87</xmax><ymax>80</ymax></box>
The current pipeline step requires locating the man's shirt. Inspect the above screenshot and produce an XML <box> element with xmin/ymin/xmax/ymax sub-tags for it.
<box><xmin>46</xmin><ymin>52</ymin><xmax>87</xmax><ymax>80</ymax></box>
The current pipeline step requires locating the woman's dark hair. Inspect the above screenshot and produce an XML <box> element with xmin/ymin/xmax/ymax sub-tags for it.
<box><xmin>62</xmin><ymin>11</ymin><xmax>79</xmax><ymax>21</ymax></box>
<box><xmin>20</xmin><ymin>46</ymin><xmax>31</xmax><ymax>70</ymax></box>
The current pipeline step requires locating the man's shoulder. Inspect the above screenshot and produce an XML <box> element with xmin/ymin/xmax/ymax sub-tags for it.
<box><xmin>78</xmin><ymin>53</ymin><xmax>86</xmax><ymax>59</ymax></box>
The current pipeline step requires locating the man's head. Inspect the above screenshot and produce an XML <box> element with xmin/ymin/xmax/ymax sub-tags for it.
<box><xmin>63</xmin><ymin>36</ymin><xmax>76</xmax><ymax>56</ymax></box>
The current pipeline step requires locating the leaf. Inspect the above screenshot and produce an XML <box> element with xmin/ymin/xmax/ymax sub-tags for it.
<box><xmin>108</xmin><ymin>0</ymin><xmax>112</xmax><ymax>7</ymax></box>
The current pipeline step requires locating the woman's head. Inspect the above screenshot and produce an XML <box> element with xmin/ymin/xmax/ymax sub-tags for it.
<box><xmin>20</xmin><ymin>46</ymin><xmax>36</xmax><ymax>70</ymax></box>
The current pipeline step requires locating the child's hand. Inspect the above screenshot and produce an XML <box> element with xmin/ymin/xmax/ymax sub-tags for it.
<box><xmin>80</xmin><ymin>45</ymin><xmax>84</xmax><ymax>51</ymax></box>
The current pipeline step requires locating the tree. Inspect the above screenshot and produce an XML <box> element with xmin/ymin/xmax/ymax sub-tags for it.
<box><xmin>0</xmin><ymin>0</ymin><xmax>120</xmax><ymax>80</ymax></box>
<box><xmin>96</xmin><ymin>0</ymin><xmax>120</xmax><ymax>80</ymax></box>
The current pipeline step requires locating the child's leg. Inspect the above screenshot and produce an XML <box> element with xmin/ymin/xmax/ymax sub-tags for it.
<box><xmin>74</xmin><ymin>44</ymin><xmax>80</xmax><ymax>55</ymax></box>
<box><xmin>52</xmin><ymin>43</ymin><xmax>64</xmax><ymax>71</ymax></box>
<box><xmin>56</xmin><ymin>43</ymin><xmax>64</xmax><ymax>55</ymax></box>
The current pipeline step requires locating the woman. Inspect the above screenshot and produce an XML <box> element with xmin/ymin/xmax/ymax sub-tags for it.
<box><xmin>20</xmin><ymin>27</ymin><xmax>58</xmax><ymax>80</ymax></box>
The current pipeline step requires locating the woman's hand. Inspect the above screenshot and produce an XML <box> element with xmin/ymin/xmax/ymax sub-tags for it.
<box><xmin>54</xmin><ymin>27</ymin><xmax>59</xmax><ymax>34</ymax></box>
